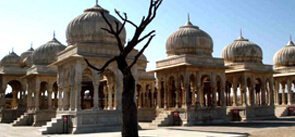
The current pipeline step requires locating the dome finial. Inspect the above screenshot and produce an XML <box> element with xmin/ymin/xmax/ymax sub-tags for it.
<box><xmin>237</xmin><ymin>28</ymin><xmax>245</xmax><ymax>40</ymax></box>
<box><xmin>287</xmin><ymin>34</ymin><xmax>295</xmax><ymax>46</ymax></box>
<box><xmin>96</xmin><ymin>0</ymin><xmax>98</xmax><ymax>6</ymax></box>
<box><xmin>186</xmin><ymin>13</ymin><xmax>193</xmax><ymax>26</ymax></box>
<box><xmin>53</xmin><ymin>31</ymin><xmax>56</xmax><ymax>39</ymax></box>
<box><xmin>11</xmin><ymin>47</ymin><xmax>14</xmax><ymax>53</ymax></box>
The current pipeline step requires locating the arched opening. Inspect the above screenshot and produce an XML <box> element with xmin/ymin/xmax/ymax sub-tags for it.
<box><xmin>146</xmin><ymin>84</ymin><xmax>152</xmax><ymax>108</ymax></box>
<box><xmin>201</xmin><ymin>75</ymin><xmax>212</xmax><ymax>107</ymax></box>
<box><xmin>255</xmin><ymin>78</ymin><xmax>262</xmax><ymax>106</ymax></box>
<box><xmin>52</xmin><ymin>82</ymin><xmax>58</xmax><ymax>109</ymax></box>
<box><xmin>39</xmin><ymin>81</ymin><xmax>48</xmax><ymax>110</ymax></box>
<box><xmin>97</xmin><ymin>70</ymin><xmax>116</xmax><ymax>110</ymax></box>
<box><xmin>5</xmin><ymin>80</ymin><xmax>23</xmax><ymax>109</ymax></box>
<box><xmin>81</xmin><ymin>68</ymin><xmax>94</xmax><ymax>110</ymax></box>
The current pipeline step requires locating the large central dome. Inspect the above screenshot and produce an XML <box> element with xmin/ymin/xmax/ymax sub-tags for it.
<box><xmin>66</xmin><ymin>4</ymin><xmax>126</xmax><ymax>45</ymax></box>
<box><xmin>166</xmin><ymin>17</ymin><xmax>213</xmax><ymax>57</ymax></box>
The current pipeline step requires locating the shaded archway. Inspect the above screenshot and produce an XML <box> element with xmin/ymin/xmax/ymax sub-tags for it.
<box><xmin>81</xmin><ymin>68</ymin><xmax>94</xmax><ymax>110</ymax></box>
<box><xmin>201</xmin><ymin>75</ymin><xmax>212</xmax><ymax>107</ymax></box>
<box><xmin>255</xmin><ymin>78</ymin><xmax>262</xmax><ymax>106</ymax></box>
<box><xmin>5</xmin><ymin>80</ymin><xmax>23</xmax><ymax>109</ymax></box>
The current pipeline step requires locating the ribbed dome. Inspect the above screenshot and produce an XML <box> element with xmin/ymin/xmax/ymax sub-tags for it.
<box><xmin>166</xmin><ymin>18</ymin><xmax>213</xmax><ymax>57</ymax></box>
<box><xmin>20</xmin><ymin>47</ymin><xmax>34</xmax><ymax>61</ymax></box>
<box><xmin>0</xmin><ymin>51</ymin><xmax>20</xmax><ymax>66</ymax></box>
<box><xmin>32</xmin><ymin>37</ymin><xmax>66</xmax><ymax>65</ymax></box>
<box><xmin>222</xmin><ymin>35</ymin><xmax>262</xmax><ymax>64</ymax></box>
<box><xmin>66</xmin><ymin>4</ymin><xmax>126</xmax><ymax>45</ymax></box>
<box><xmin>20</xmin><ymin>47</ymin><xmax>34</xmax><ymax>67</ymax></box>
<box><xmin>273</xmin><ymin>39</ymin><xmax>295</xmax><ymax>67</ymax></box>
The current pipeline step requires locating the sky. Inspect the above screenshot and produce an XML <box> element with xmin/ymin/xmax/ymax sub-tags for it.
<box><xmin>1</xmin><ymin>0</ymin><xmax>295</xmax><ymax>70</ymax></box>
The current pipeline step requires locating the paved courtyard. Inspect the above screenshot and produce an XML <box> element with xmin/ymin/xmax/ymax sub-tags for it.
<box><xmin>0</xmin><ymin>117</ymin><xmax>294</xmax><ymax>137</ymax></box>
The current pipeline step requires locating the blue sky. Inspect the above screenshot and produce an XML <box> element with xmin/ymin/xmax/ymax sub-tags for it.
<box><xmin>0</xmin><ymin>0</ymin><xmax>295</xmax><ymax>70</ymax></box>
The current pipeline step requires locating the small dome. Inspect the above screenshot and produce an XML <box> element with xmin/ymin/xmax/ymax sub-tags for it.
<box><xmin>32</xmin><ymin>37</ymin><xmax>66</xmax><ymax>65</ymax></box>
<box><xmin>166</xmin><ymin>17</ymin><xmax>213</xmax><ymax>57</ymax></box>
<box><xmin>0</xmin><ymin>51</ymin><xmax>20</xmax><ymax>66</ymax></box>
<box><xmin>20</xmin><ymin>47</ymin><xmax>34</xmax><ymax>60</ymax></box>
<box><xmin>20</xmin><ymin>47</ymin><xmax>34</xmax><ymax>67</ymax></box>
<box><xmin>273</xmin><ymin>39</ymin><xmax>295</xmax><ymax>67</ymax></box>
<box><xmin>66</xmin><ymin>4</ymin><xmax>126</xmax><ymax>45</ymax></box>
<box><xmin>222</xmin><ymin>34</ymin><xmax>262</xmax><ymax>64</ymax></box>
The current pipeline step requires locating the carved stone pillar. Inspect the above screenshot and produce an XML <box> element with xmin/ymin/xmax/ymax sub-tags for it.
<box><xmin>0</xmin><ymin>84</ymin><xmax>7</xmax><ymax>110</ymax></box>
<box><xmin>103</xmin><ymin>86</ymin><xmax>108</xmax><ymax>110</ymax></box>
<box><xmin>57</xmin><ymin>87</ymin><xmax>62</xmax><ymax>111</ymax></box>
<box><xmin>48</xmin><ymin>83</ymin><xmax>53</xmax><ymax>110</ymax></box>
<box><xmin>93</xmin><ymin>75</ymin><xmax>100</xmax><ymax>110</ymax></box>
<box><xmin>191</xmin><ymin>84</ymin><xmax>196</xmax><ymax>106</ymax></box>
<box><xmin>74</xmin><ymin>63</ymin><xmax>82</xmax><ymax>111</ymax></box>
<box><xmin>282</xmin><ymin>84</ymin><xmax>286</xmax><ymax>105</ymax></box>
<box><xmin>114</xmin><ymin>69</ymin><xmax>122</xmax><ymax>110</ymax></box>
<box><xmin>261</xmin><ymin>80</ymin><xmax>266</xmax><ymax>105</ymax></box>
<box><xmin>164</xmin><ymin>79</ymin><xmax>168</xmax><ymax>109</ymax></box>
<box><xmin>175</xmin><ymin>80</ymin><xmax>179</xmax><ymax>108</ymax></box>
<box><xmin>211</xmin><ymin>76</ymin><xmax>217</xmax><ymax>107</ymax></box>
<box><xmin>241</xmin><ymin>85</ymin><xmax>248</xmax><ymax>106</ymax></box>
<box><xmin>108</xmin><ymin>84</ymin><xmax>113</xmax><ymax>110</ymax></box>
<box><xmin>196</xmin><ymin>75</ymin><xmax>203</xmax><ymax>108</ymax></box>
<box><xmin>184</xmin><ymin>74</ymin><xmax>190</xmax><ymax>109</ymax></box>
<box><xmin>156</xmin><ymin>79</ymin><xmax>161</xmax><ymax>108</ymax></box>
<box><xmin>220</xmin><ymin>77</ymin><xmax>226</xmax><ymax>107</ymax></box>
<box><xmin>232</xmin><ymin>80</ymin><xmax>238</xmax><ymax>106</ymax></box>
<box><xmin>269</xmin><ymin>78</ymin><xmax>275</xmax><ymax>106</ymax></box>
<box><xmin>35</xmin><ymin>81</ymin><xmax>40</xmax><ymax>111</ymax></box>
<box><xmin>287</xmin><ymin>80</ymin><xmax>292</xmax><ymax>105</ymax></box>
<box><xmin>63</xmin><ymin>87</ymin><xmax>70</xmax><ymax>110</ymax></box>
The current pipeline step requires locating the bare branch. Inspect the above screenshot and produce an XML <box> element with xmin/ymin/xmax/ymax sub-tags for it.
<box><xmin>122</xmin><ymin>0</ymin><xmax>162</xmax><ymax>56</ymax></box>
<box><xmin>115</xmin><ymin>9</ymin><xmax>138</xmax><ymax>28</ymax></box>
<box><xmin>138</xmin><ymin>30</ymin><xmax>155</xmax><ymax>43</ymax></box>
<box><xmin>84</xmin><ymin>57</ymin><xmax>116</xmax><ymax>73</ymax></box>
<box><xmin>128</xmin><ymin>34</ymin><xmax>155</xmax><ymax>69</ymax></box>
<box><xmin>101</xmin><ymin>27</ymin><xmax>113</xmax><ymax>34</ymax></box>
<box><xmin>100</xmin><ymin>11</ymin><xmax>124</xmax><ymax>52</ymax></box>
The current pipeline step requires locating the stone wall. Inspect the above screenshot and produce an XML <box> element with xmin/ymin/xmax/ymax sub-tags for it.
<box><xmin>187</xmin><ymin>107</ymin><xmax>228</xmax><ymax>125</ymax></box>
<box><xmin>138</xmin><ymin>108</ymin><xmax>156</xmax><ymax>122</ymax></box>
<box><xmin>0</xmin><ymin>109</ymin><xmax>25</xmax><ymax>123</ymax></box>
<box><xmin>33</xmin><ymin>110</ymin><xmax>56</xmax><ymax>126</ymax></box>
<box><xmin>71</xmin><ymin>110</ymin><xmax>122</xmax><ymax>134</ymax></box>
<box><xmin>245</xmin><ymin>106</ymin><xmax>275</xmax><ymax>120</ymax></box>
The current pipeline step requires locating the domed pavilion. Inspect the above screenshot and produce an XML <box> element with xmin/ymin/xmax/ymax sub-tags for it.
<box><xmin>273</xmin><ymin>37</ymin><xmax>295</xmax><ymax>116</ymax></box>
<box><xmin>41</xmin><ymin>3</ymin><xmax>153</xmax><ymax>134</ymax></box>
<box><xmin>13</xmin><ymin>33</ymin><xmax>66</xmax><ymax>126</ymax></box>
<box><xmin>222</xmin><ymin>31</ymin><xmax>275</xmax><ymax>120</ymax></box>
<box><xmin>0</xmin><ymin>50</ymin><xmax>28</xmax><ymax>123</ymax></box>
<box><xmin>152</xmin><ymin>15</ymin><xmax>227</xmax><ymax>126</ymax></box>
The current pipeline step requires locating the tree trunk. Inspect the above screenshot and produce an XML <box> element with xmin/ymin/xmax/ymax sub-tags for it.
<box><xmin>118</xmin><ymin>59</ymin><xmax>139</xmax><ymax>137</ymax></box>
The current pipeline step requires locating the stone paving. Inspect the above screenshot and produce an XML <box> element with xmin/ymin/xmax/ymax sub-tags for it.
<box><xmin>0</xmin><ymin>117</ymin><xmax>295</xmax><ymax>137</ymax></box>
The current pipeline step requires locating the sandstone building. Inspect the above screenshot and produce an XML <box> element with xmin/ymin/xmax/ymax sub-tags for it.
<box><xmin>0</xmin><ymin>2</ymin><xmax>294</xmax><ymax>134</ymax></box>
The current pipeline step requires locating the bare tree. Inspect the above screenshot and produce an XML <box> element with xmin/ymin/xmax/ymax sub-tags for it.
<box><xmin>84</xmin><ymin>0</ymin><xmax>163</xmax><ymax>136</ymax></box>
